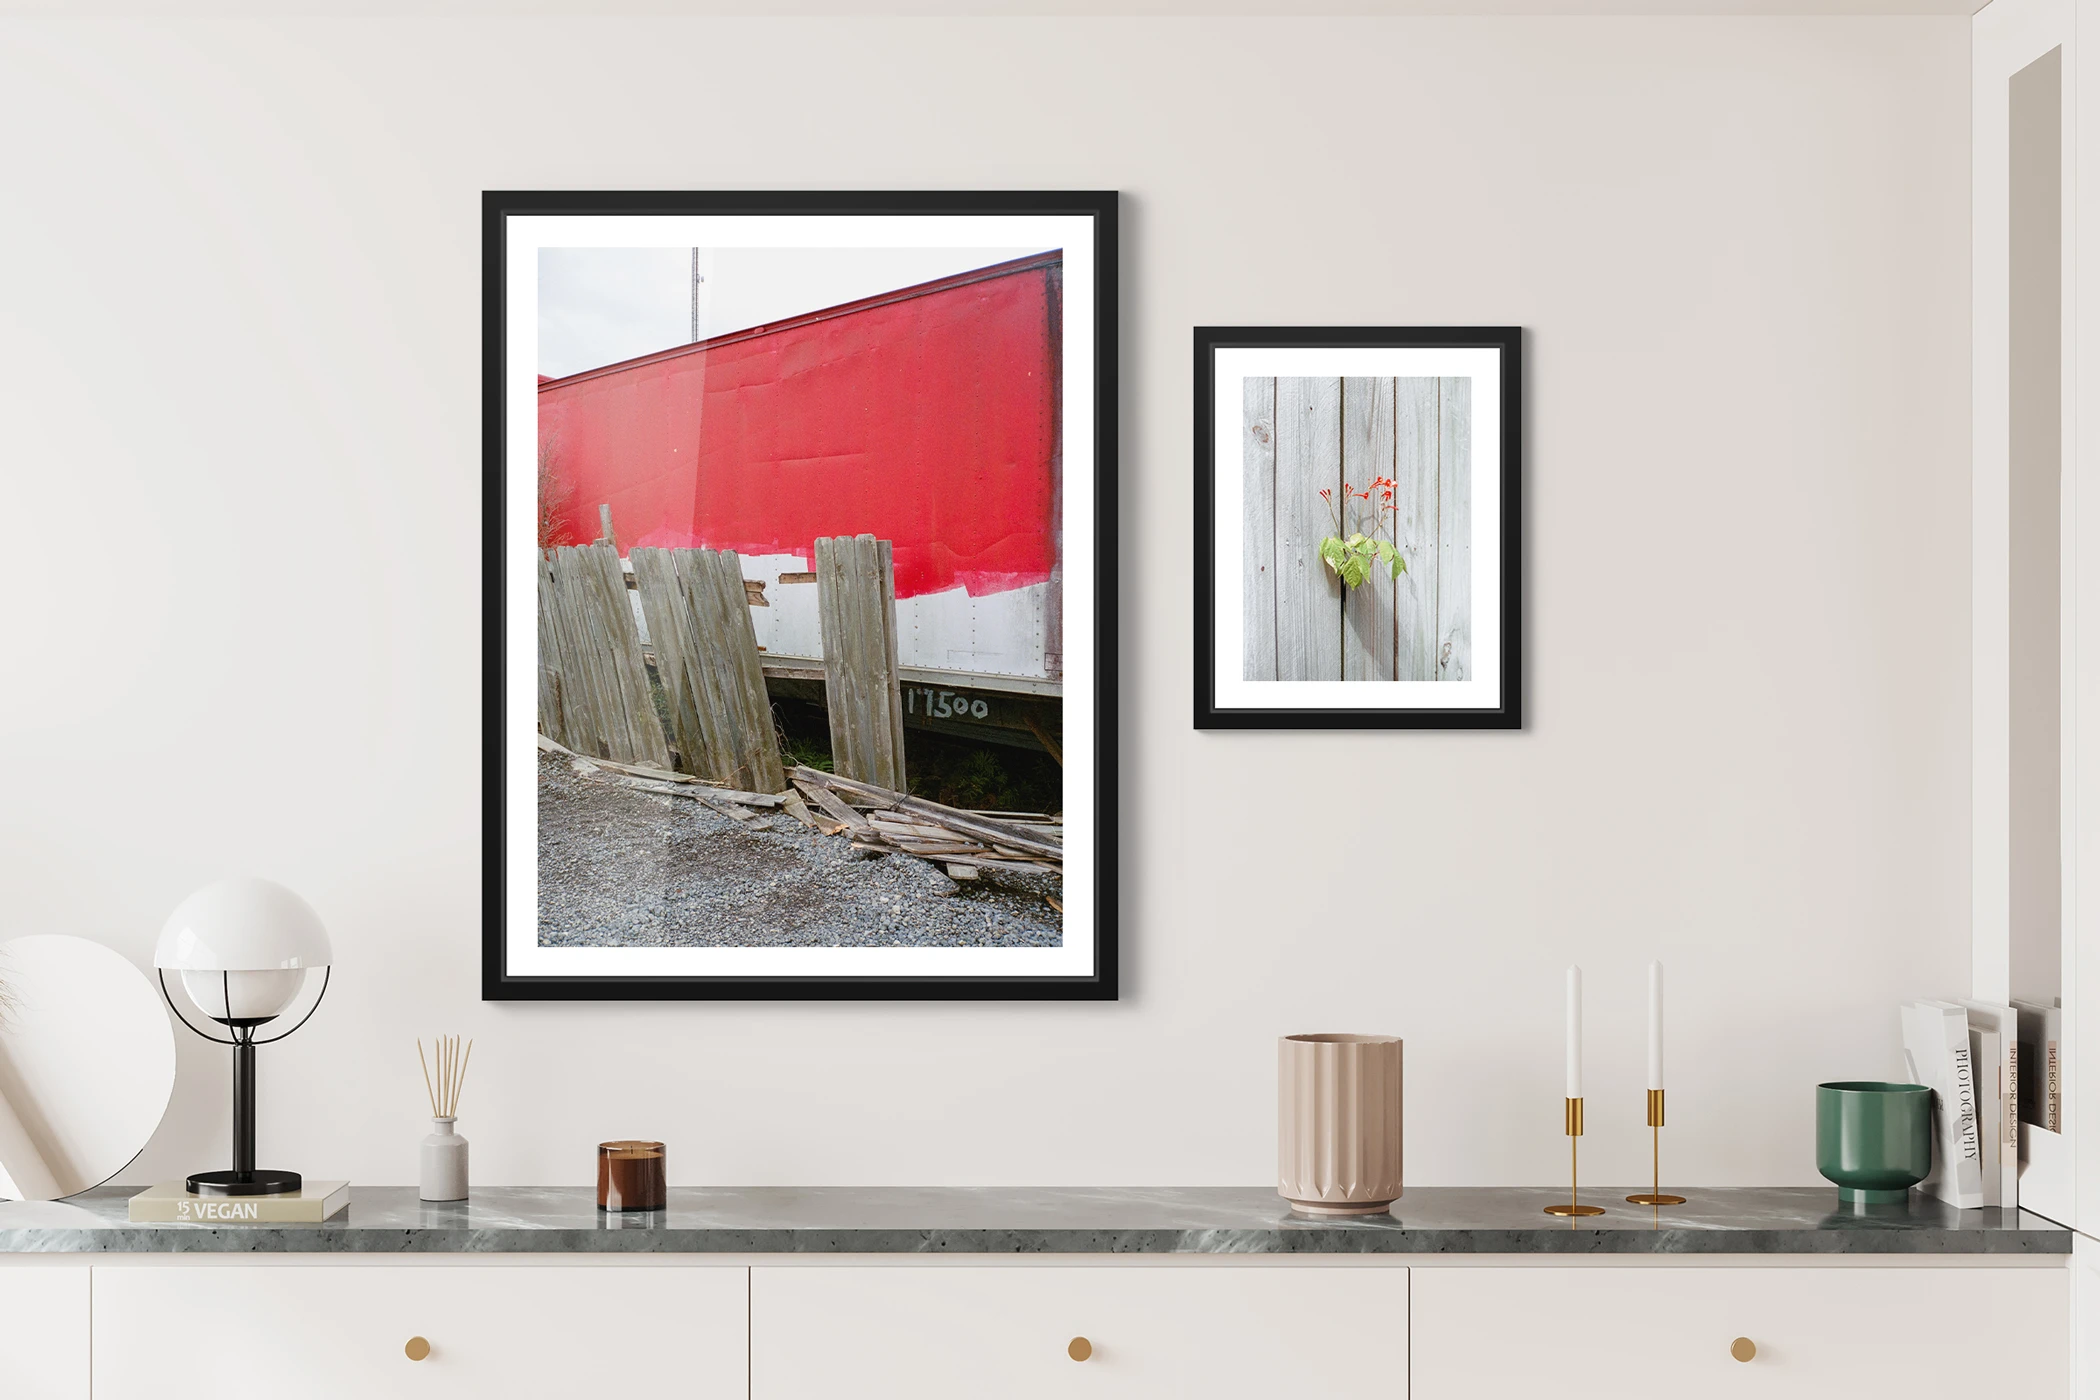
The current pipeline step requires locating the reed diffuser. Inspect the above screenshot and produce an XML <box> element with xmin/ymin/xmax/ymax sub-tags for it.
<box><xmin>417</xmin><ymin>1035</ymin><xmax>473</xmax><ymax>1202</ymax></box>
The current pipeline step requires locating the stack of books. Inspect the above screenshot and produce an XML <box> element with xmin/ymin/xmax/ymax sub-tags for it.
<box><xmin>1899</xmin><ymin>998</ymin><xmax>2059</xmax><ymax>1210</ymax></box>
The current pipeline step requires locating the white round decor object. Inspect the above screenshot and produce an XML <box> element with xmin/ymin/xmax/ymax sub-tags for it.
<box><xmin>154</xmin><ymin>878</ymin><xmax>332</xmax><ymax>973</ymax></box>
<box><xmin>0</xmin><ymin>935</ymin><xmax>177</xmax><ymax>1201</ymax></box>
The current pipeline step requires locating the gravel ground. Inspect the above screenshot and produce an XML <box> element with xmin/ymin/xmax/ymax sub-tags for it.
<box><xmin>536</xmin><ymin>751</ymin><xmax>1063</xmax><ymax>948</ymax></box>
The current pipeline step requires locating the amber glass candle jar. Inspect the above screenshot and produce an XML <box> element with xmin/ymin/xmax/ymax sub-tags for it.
<box><xmin>597</xmin><ymin>1140</ymin><xmax>667</xmax><ymax>1212</ymax></box>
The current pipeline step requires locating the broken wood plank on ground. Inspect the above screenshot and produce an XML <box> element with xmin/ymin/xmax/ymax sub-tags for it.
<box><xmin>702</xmin><ymin>796</ymin><xmax>773</xmax><ymax>830</ymax></box>
<box><xmin>793</xmin><ymin>778</ymin><xmax>872</xmax><ymax>834</ymax></box>
<box><xmin>788</xmin><ymin>765</ymin><xmax>1064</xmax><ymax>873</ymax></box>
<box><xmin>779</xmin><ymin>792</ymin><xmax>825</xmax><ymax>832</ymax></box>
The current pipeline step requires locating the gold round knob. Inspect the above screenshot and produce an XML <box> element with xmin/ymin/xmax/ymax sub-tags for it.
<box><xmin>1068</xmin><ymin>1336</ymin><xmax>1093</xmax><ymax>1362</ymax></box>
<box><xmin>405</xmin><ymin>1336</ymin><xmax>431</xmax><ymax>1362</ymax></box>
<box><xmin>1730</xmin><ymin>1337</ymin><xmax>1756</xmax><ymax>1363</ymax></box>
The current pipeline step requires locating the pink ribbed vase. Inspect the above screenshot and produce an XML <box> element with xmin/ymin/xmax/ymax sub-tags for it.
<box><xmin>1278</xmin><ymin>1034</ymin><xmax>1404</xmax><ymax>1216</ymax></box>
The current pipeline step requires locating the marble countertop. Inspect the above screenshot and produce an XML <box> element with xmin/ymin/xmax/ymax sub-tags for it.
<box><xmin>0</xmin><ymin>1186</ymin><xmax>2069</xmax><ymax>1255</ymax></box>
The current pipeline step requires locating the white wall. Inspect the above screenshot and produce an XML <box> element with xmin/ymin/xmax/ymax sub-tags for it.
<box><xmin>0</xmin><ymin>15</ymin><xmax>1970</xmax><ymax>1190</ymax></box>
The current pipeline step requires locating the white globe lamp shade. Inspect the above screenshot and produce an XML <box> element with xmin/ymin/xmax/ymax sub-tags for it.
<box><xmin>154</xmin><ymin>879</ymin><xmax>331</xmax><ymax>1023</ymax></box>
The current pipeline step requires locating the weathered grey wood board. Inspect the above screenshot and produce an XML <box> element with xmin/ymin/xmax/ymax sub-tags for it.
<box><xmin>535</xmin><ymin>542</ymin><xmax>672</xmax><ymax>768</ymax></box>
<box><xmin>816</xmin><ymin>533</ymin><xmax>909</xmax><ymax>792</ymax></box>
<box><xmin>629</xmin><ymin>547</ymin><xmax>787</xmax><ymax>794</ymax></box>
<box><xmin>1240</xmin><ymin>375</ymin><xmax>1471</xmax><ymax>682</ymax></box>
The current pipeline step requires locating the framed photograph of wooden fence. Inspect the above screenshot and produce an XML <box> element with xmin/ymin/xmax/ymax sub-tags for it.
<box><xmin>1193</xmin><ymin>326</ymin><xmax>1521</xmax><ymax>729</ymax></box>
<box><xmin>485</xmin><ymin>190</ymin><xmax>1118</xmax><ymax>1000</ymax></box>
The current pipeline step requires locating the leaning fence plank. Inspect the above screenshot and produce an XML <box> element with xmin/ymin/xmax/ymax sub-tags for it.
<box><xmin>630</xmin><ymin>549</ymin><xmax>710</xmax><ymax>775</ymax></box>
<box><xmin>816</xmin><ymin>535</ymin><xmax>907</xmax><ymax>791</ymax></box>
<box><xmin>878</xmin><ymin>538</ymin><xmax>908</xmax><ymax>779</ymax></box>
<box><xmin>815</xmin><ymin>538</ymin><xmax>853</xmax><ymax>776</ymax></box>
<box><xmin>556</xmin><ymin>546</ymin><xmax>623</xmax><ymax>759</ymax></box>
<box><xmin>1273</xmin><ymin>376</ymin><xmax>1343</xmax><ymax>681</ymax></box>
<box><xmin>671</xmin><ymin>550</ymin><xmax>734</xmax><ymax>778</ymax></box>
<box><xmin>714</xmin><ymin>550</ymin><xmax>785</xmax><ymax>794</ymax></box>
<box><xmin>1437</xmin><ymin>376</ymin><xmax>1472</xmax><ymax>682</ymax></box>
<box><xmin>1341</xmin><ymin>376</ymin><xmax>1398</xmax><ymax>681</ymax></box>
<box><xmin>816</xmin><ymin>537</ymin><xmax>867</xmax><ymax>783</ymax></box>
<box><xmin>551</xmin><ymin>548</ymin><xmax>617</xmax><ymax>758</ymax></box>
<box><xmin>590</xmin><ymin>541</ymin><xmax>671</xmax><ymax>768</ymax></box>
<box><xmin>647</xmin><ymin>548</ymin><xmax>786</xmax><ymax>793</ymax></box>
<box><xmin>855</xmin><ymin>535</ymin><xmax>901</xmax><ymax>790</ymax></box>
<box><xmin>536</xmin><ymin>556</ymin><xmax>568</xmax><ymax>746</ymax></box>
<box><xmin>841</xmin><ymin>538</ymin><xmax>876</xmax><ymax>782</ymax></box>
<box><xmin>540</xmin><ymin>552</ymin><xmax>587</xmax><ymax>753</ymax></box>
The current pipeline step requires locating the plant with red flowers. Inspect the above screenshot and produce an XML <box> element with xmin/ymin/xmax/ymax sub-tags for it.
<box><xmin>1317</xmin><ymin>477</ymin><xmax>1407</xmax><ymax>589</ymax></box>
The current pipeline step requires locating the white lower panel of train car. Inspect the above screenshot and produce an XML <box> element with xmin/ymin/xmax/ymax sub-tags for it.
<box><xmin>736</xmin><ymin>552</ymin><xmax>1058</xmax><ymax>691</ymax></box>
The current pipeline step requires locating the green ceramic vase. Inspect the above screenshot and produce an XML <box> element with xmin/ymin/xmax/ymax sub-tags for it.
<box><xmin>1816</xmin><ymin>1081</ymin><xmax>1933</xmax><ymax>1205</ymax></box>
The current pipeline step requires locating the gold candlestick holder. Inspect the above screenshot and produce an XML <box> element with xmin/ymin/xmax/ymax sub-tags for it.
<box><xmin>1626</xmin><ymin>1089</ymin><xmax>1687</xmax><ymax>1206</ymax></box>
<box><xmin>1543</xmin><ymin>1097</ymin><xmax>1607</xmax><ymax>1217</ymax></box>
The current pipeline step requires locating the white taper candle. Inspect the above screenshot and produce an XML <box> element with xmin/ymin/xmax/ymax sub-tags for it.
<box><xmin>1565</xmin><ymin>966</ymin><xmax>1582</xmax><ymax>1099</ymax></box>
<box><xmin>1648</xmin><ymin>961</ymin><xmax>1665</xmax><ymax>1092</ymax></box>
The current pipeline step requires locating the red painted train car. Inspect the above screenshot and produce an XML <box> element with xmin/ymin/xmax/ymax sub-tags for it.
<box><xmin>537</xmin><ymin>252</ymin><xmax>1063</xmax><ymax>698</ymax></box>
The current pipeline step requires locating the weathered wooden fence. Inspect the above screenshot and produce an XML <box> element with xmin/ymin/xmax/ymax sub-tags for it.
<box><xmin>537</xmin><ymin>541</ymin><xmax>671</xmax><ymax>768</ymax></box>
<box><xmin>538</xmin><ymin>527</ymin><xmax>911</xmax><ymax>798</ymax></box>
<box><xmin>630</xmin><ymin>547</ymin><xmax>785</xmax><ymax>795</ymax></box>
<box><xmin>815</xmin><ymin>534</ymin><xmax>908</xmax><ymax>791</ymax></box>
<box><xmin>537</xmin><ymin>542</ymin><xmax>785</xmax><ymax>793</ymax></box>
<box><xmin>1242</xmin><ymin>375</ymin><xmax>1470</xmax><ymax>682</ymax></box>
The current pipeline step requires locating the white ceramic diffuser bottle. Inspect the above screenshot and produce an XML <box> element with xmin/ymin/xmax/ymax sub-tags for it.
<box><xmin>418</xmin><ymin>1035</ymin><xmax>472</xmax><ymax>1203</ymax></box>
<box><xmin>421</xmin><ymin>1117</ymin><xmax>468</xmax><ymax>1202</ymax></box>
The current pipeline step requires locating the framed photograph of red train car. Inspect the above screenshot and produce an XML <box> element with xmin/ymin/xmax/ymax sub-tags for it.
<box><xmin>484</xmin><ymin>191</ymin><xmax>1117</xmax><ymax>1000</ymax></box>
<box><xmin>1194</xmin><ymin>325</ymin><xmax>1521</xmax><ymax>730</ymax></box>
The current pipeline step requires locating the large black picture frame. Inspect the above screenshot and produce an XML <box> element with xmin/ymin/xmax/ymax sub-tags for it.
<box><xmin>1193</xmin><ymin>325</ymin><xmax>1521</xmax><ymax>730</ymax></box>
<box><xmin>484</xmin><ymin>190</ymin><xmax>1119</xmax><ymax>1000</ymax></box>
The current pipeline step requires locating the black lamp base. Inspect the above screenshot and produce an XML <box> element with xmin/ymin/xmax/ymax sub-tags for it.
<box><xmin>188</xmin><ymin>1169</ymin><xmax>303</xmax><ymax>1198</ymax></box>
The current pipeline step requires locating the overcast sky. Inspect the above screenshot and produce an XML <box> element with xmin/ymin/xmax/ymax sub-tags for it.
<box><xmin>538</xmin><ymin>246</ymin><xmax>1053</xmax><ymax>379</ymax></box>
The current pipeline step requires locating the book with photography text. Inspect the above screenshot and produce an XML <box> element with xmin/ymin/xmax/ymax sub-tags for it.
<box><xmin>1959</xmin><ymin>999</ymin><xmax>2020</xmax><ymax>1208</ymax></box>
<box><xmin>1902</xmin><ymin>1001</ymin><xmax>1985</xmax><ymax>1209</ymax></box>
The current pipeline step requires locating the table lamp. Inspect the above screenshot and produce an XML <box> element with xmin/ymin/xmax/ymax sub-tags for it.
<box><xmin>153</xmin><ymin>878</ymin><xmax>332</xmax><ymax>1197</ymax></box>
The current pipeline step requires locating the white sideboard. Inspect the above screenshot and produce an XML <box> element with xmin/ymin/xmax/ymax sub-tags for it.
<box><xmin>0</xmin><ymin>1186</ymin><xmax>2074</xmax><ymax>1400</ymax></box>
<box><xmin>1</xmin><ymin>1257</ymin><xmax>2070</xmax><ymax>1400</ymax></box>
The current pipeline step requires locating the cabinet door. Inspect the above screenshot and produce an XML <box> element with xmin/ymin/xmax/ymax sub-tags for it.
<box><xmin>1411</xmin><ymin>1265</ymin><xmax>2067</xmax><ymax>1399</ymax></box>
<box><xmin>0</xmin><ymin>1266</ymin><xmax>87</xmax><ymax>1400</ymax></box>
<box><xmin>752</xmin><ymin>1265</ymin><xmax>1407</xmax><ymax>1399</ymax></box>
<box><xmin>91</xmin><ymin>1264</ymin><xmax>746</xmax><ymax>1399</ymax></box>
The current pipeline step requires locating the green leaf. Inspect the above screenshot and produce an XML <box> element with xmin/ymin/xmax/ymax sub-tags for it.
<box><xmin>1346</xmin><ymin>533</ymin><xmax>1367</xmax><ymax>549</ymax></box>
<box><xmin>1389</xmin><ymin>555</ymin><xmax>1406</xmax><ymax>580</ymax></box>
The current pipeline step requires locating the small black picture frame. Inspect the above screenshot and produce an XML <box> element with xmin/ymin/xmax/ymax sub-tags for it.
<box><xmin>1194</xmin><ymin>325</ymin><xmax>1521</xmax><ymax>730</ymax></box>
<box><xmin>485</xmin><ymin>190</ymin><xmax>1118</xmax><ymax>1000</ymax></box>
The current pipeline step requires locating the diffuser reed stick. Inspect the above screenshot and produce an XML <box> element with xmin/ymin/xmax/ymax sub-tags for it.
<box><xmin>418</xmin><ymin>1035</ymin><xmax>474</xmax><ymax>1118</ymax></box>
<box><xmin>417</xmin><ymin>1035</ymin><xmax>472</xmax><ymax>1202</ymax></box>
